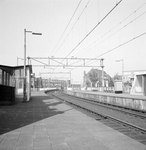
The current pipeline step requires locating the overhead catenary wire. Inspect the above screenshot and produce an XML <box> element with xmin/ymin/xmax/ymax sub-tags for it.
<box><xmin>53</xmin><ymin>0</ymin><xmax>91</xmax><ymax>56</ymax></box>
<box><xmin>67</xmin><ymin>2</ymin><xmax>146</xmax><ymax>68</ymax></box>
<box><xmin>51</xmin><ymin>0</ymin><xmax>82</xmax><ymax>56</ymax></box>
<box><xmin>68</xmin><ymin>30</ymin><xmax>146</xmax><ymax>70</ymax></box>
<box><xmin>81</xmin><ymin>10</ymin><xmax>146</xmax><ymax>58</ymax></box>
<box><xmin>64</xmin><ymin>0</ymin><xmax>123</xmax><ymax>59</ymax></box>
<box><xmin>32</xmin><ymin>1</ymin><xmax>146</xmax><ymax>75</ymax></box>
<box><xmin>54</xmin><ymin>0</ymin><xmax>123</xmax><ymax>70</ymax></box>
<box><xmin>31</xmin><ymin>3</ymin><xmax>146</xmax><ymax>73</ymax></box>
<box><xmin>86</xmin><ymin>31</ymin><xmax>146</xmax><ymax>65</ymax></box>
<box><xmin>73</xmin><ymin>1</ymin><xmax>146</xmax><ymax>58</ymax></box>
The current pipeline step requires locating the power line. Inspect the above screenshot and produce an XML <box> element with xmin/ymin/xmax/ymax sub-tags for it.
<box><xmin>72</xmin><ymin>2</ymin><xmax>146</xmax><ymax>58</ymax></box>
<box><xmin>64</xmin><ymin>0</ymin><xmax>123</xmax><ymax>59</ymax></box>
<box><xmin>30</xmin><ymin>32</ymin><xmax>146</xmax><ymax>71</ymax></box>
<box><xmin>86</xmin><ymin>9</ymin><xmax>146</xmax><ymax>55</ymax></box>
<box><xmin>53</xmin><ymin>0</ymin><xmax>91</xmax><ymax>56</ymax></box>
<box><xmin>54</xmin><ymin>0</ymin><xmax>122</xmax><ymax>68</ymax></box>
<box><xmin>86</xmin><ymin>31</ymin><xmax>146</xmax><ymax>65</ymax></box>
<box><xmin>67</xmin><ymin>31</ymin><xmax>146</xmax><ymax>71</ymax></box>
<box><xmin>51</xmin><ymin>0</ymin><xmax>82</xmax><ymax>56</ymax></box>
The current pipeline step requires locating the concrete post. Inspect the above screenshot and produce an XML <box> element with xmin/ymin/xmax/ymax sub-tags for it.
<box><xmin>27</xmin><ymin>67</ymin><xmax>31</xmax><ymax>101</ymax></box>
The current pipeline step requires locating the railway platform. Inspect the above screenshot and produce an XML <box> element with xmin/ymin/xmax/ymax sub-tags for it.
<box><xmin>0</xmin><ymin>91</ymin><xmax>145</xmax><ymax>150</ymax></box>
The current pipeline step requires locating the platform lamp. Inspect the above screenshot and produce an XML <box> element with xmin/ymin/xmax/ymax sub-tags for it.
<box><xmin>100</xmin><ymin>58</ymin><xmax>104</xmax><ymax>92</ymax></box>
<box><xmin>23</xmin><ymin>29</ymin><xmax>42</xmax><ymax>102</ymax></box>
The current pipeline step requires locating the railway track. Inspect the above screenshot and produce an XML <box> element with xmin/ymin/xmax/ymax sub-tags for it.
<box><xmin>47</xmin><ymin>90</ymin><xmax>146</xmax><ymax>145</ymax></box>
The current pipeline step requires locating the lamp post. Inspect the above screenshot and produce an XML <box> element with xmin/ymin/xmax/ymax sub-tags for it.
<box><xmin>23</xmin><ymin>29</ymin><xmax>42</xmax><ymax>102</ymax></box>
<box><xmin>116</xmin><ymin>59</ymin><xmax>124</xmax><ymax>91</ymax></box>
<box><xmin>100</xmin><ymin>58</ymin><xmax>104</xmax><ymax>92</ymax></box>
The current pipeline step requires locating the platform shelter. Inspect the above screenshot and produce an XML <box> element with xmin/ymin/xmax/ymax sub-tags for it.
<box><xmin>0</xmin><ymin>65</ymin><xmax>32</xmax><ymax>102</ymax></box>
<box><xmin>130</xmin><ymin>73</ymin><xmax>146</xmax><ymax>96</ymax></box>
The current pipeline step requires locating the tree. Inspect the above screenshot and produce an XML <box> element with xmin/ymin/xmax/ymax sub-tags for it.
<box><xmin>85</xmin><ymin>68</ymin><xmax>114</xmax><ymax>87</ymax></box>
<box><xmin>113</xmin><ymin>73</ymin><xmax>122</xmax><ymax>80</ymax></box>
<box><xmin>88</xmin><ymin>69</ymin><xmax>101</xmax><ymax>87</ymax></box>
<box><xmin>124</xmin><ymin>81</ymin><xmax>132</xmax><ymax>87</ymax></box>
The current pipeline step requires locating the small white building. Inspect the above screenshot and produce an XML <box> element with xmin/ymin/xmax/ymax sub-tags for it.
<box><xmin>130</xmin><ymin>73</ymin><xmax>146</xmax><ymax>96</ymax></box>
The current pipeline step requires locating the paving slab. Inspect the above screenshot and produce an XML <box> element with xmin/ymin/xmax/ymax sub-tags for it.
<box><xmin>0</xmin><ymin>91</ymin><xmax>146</xmax><ymax>150</ymax></box>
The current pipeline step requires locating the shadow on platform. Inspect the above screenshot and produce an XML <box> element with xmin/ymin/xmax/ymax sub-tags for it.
<box><xmin>0</xmin><ymin>93</ymin><xmax>64</xmax><ymax>135</ymax></box>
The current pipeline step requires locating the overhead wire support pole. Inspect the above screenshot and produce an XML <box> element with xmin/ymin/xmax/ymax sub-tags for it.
<box><xmin>40</xmin><ymin>72</ymin><xmax>71</xmax><ymax>75</ymax></box>
<box><xmin>66</xmin><ymin>59</ymin><xmax>68</xmax><ymax>66</ymax></box>
<box><xmin>29</xmin><ymin>57</ymin><xmax>49</xmax><ymax>66</ymax></box>
<box><xmin>17</xmin><ymin>57</ymin><xmax>24</xmax><ymax>66</ymax></box>
<box><xmin>32</xmin><ymin>65</ymin><xmax>102</xmax><ymax>68</ymax></box>
<box><xmin>83</xmin><ymin>59</ymin><xmax>85</xmax><ymax>66</ymax></box>
<box><xmin>31</xmin><ymin>57</ymin><xmax>100</xmax><ymax>61</ymax></box>
<box><xmin>29</xmin><ymin>57</ymin><xmax>101</xmax><ymax>68</ymax></box>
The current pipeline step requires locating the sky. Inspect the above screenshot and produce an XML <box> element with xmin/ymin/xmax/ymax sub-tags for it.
<box><xmin>0</xmin><ymin>0</ymin><xmax>146</xmax><ymax>83</ymax></box>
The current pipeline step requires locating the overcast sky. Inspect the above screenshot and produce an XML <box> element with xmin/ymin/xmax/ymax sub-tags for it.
<box><xmin>0</xmin><ymin>0</ymin><xmax>146</xmax><ymax>83</ymax></box>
